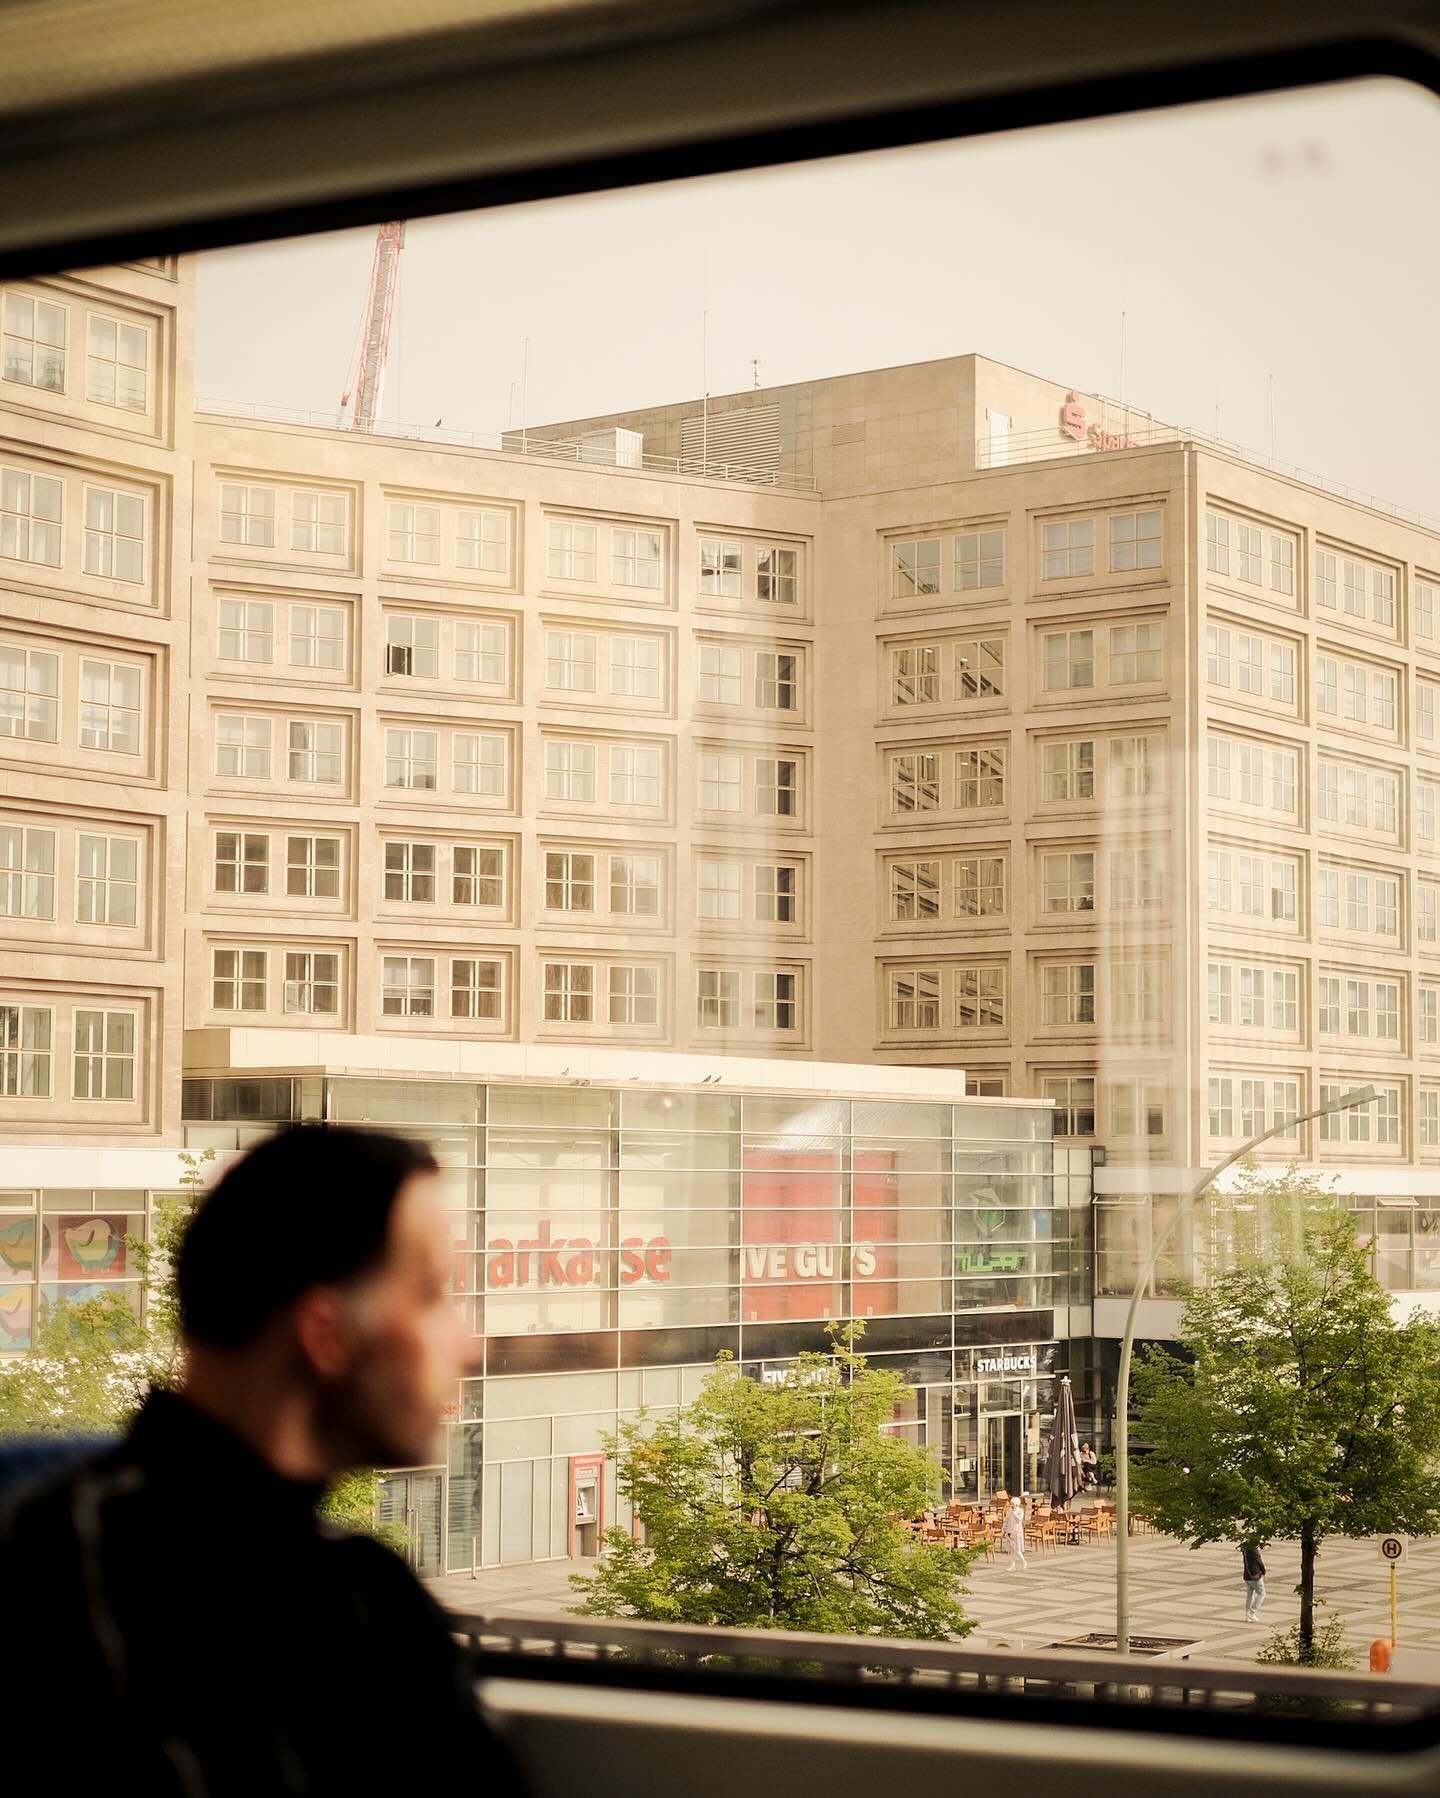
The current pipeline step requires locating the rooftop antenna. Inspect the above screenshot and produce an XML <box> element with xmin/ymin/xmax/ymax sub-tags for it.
<box><xmin>702</xmin><ymin>310</ymin><xmax>710</xmax><ymax>471</ymax></box>
<box><xmin>521</xmin><ymin>339</ymin><xmax>530</xmax><ymax>454</ymax></box>
<box><xmin>752</xmin><ymin>357</ymin><xmax>761</xmax><ymax>390</ymax></box>
<box><xmin>1119</xmin><ymin>309</ymin><xmax>1127</xmax><ymax>436</ymax></box>
<box><xmin>341</xmin><ymin>221</ymin><xmax>405</xmax><ymax>432</ymax></box>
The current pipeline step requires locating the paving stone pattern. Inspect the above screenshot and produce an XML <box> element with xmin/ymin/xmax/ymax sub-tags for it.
<box><xmin>432</xmin><ymin>1530</ymin><xmax>1440</xmax><ymax>1666</ymax></box>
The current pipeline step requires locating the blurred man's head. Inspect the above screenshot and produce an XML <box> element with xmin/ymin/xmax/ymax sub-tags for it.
<box><xmin>177</xmin><ymin>1126</ymin><xmax>467</xmax><ymax>1471</ymax></box>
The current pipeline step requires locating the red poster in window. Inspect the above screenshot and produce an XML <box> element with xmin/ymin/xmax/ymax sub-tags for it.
<box><xmin>740</xmin><ymin>1147</ymin><xmax>842</xmax><ymax>1322</ymax></box>
<box><xmin>852</xmin><ymin>1150</ymin><xmax>900</xmax><ymax>1316</ymax></box>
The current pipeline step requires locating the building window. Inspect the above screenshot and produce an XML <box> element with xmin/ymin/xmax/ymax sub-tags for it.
<box><xmin>1420</xmin><ymin>988</ymin><xmax>1439</xmax><ymax>1045</ymax></box>
<box><xmin>72</xmin><ymin>1008</ymin><xmax>136</xmax><ymax>1100</ymax></box>
<box><xmin>2</xmin><ymin>292</ymin><xmax>66</xmax><ymax>391</ymax></box>
<box><xmin>1420</xmin><ymin>683</ymin><xmax>1438</xmax><ymax>744</ymax></box>
<box><xmin>1111</xmin><ymin>1081</ymin><xmax>1167</xmax><ymax>1138</ymax></box>
<box><xmin>387</xmin><ymin>502</ymin><xmax>440</xmax><ymax>564</ymax></box>
<box><xmin>386</xmin><ymin>614</ymin><xmax>440</xmax><ymax>680</ymax></box>
<box><xmin>1372</xmin><ymin>567</ymin><xmax>1397</xmax><ymax>628</ymax></box>
<box><xmin>700</xmin><ymin>538</ymin><xmax>742</xmax><ymax>597</ymax></box>
<box><xmin>545</xmin><ymin>629</ymin><xmax>597</xmax><ymax>693</ymax></box>
<box><xmin>756</xmin><ymin>545</ymin><xmax>798</xmax><ymax>605</ymax></box>
<box><xmin>547</xmin><ymin>519</ymin><xmax>598</xmax><ymax>583</ymax></box>
<box><xmin>0</xmin><ymin>644</ymin><xmax>59</xmax><ymax>740</ymax></box>
<box><xmin>382</xmin><ymin>956</ymin><xmax>436</xmax><ymax>1018</ymax></box>
<box><xmin>891</xmin><ymin>859</ymin><xmax>941</xmax><ymax>921</ymax></box>
<box><xmin>451</xmin><ymin>957</ymin><xmax>502</xmax><ymax>1020</ymax></box>
<box><xmin>1041</xmin><ymin>738</ymin><xmax>1095</xmax><ymax>802</ymax></box>
<box><xmin>214</xmin><ymin>831</ymin><xmax>267</xmax><ymax>894</ymax></box>
<box><xmin>699</xmin><ymin>643</ymin><xmax>743</xmax><ymax>706</ymax></box>
<box><xmin>285</xmin><ymin>834</ymin><xmax>341</xmax><ymax>899</ymax></box>
<box><xmin>889</xmin><ymin>970</ymin><xmax>940</xmax><ymax>1030</ymax></box>
<box><xmin>700</xmin><ymin>751</ymin><xmax>743</xmax><ymax>812</ymax></box>
<box><xmin>955</xmin><ymin>965</ymin><xmax>1004</xmax><ymax>1028</ymax></box>
<box><xmin>612</xmin><ymin>637</ymin><xmax>661</xmax><ymax>699</ymax></box>
<box><xmin>754</xmin><ymin>970</ymin><xmax>797</xmax><ymax>1030</ymax></box>
<box><xmin>956</xmin><ymin>746</ymin><xmax>1005</xmax><ymax>809</ymax></box>
<box><xmin>1111</xmin><ymin>847</ymin><xmax>1163</xmax><ymax>909</ymax></box>
<box><xmin>83</xmin><ymin>487</ymin><xmax>145</xmax><ymax>583</ymax></box>
<box><xmin>79</xmin><ymin>660</ymin><xmax>142</xmax><ymax>753</ymax></box>
<box><xmin>1315</xmin><ymin>656</ymin><xmax>1338</xmax><ymax>716</ymax></box>
<box><xmin>453</xmin><ymin>733</ymin><xmax>505</xmax><ymax>797</ymax></box>
<box><xmin>1</xmin><ymin>468</ymin><xmax>63</xmax><ymax>566</ymax></box>
<box><xmin>1206</xmin><ymin>513</ymin><xmax>1230</xmax><ymax>575</ymax></box>
<box><xmin>216</xmin><ymin>714</ymin><xmax>272</xmax><ymax>779</ymax></box>
<box><xmin>955</xmin><ymin>855</ymin><xmax>1005</xmax><ymax>917</ymax></box>
<box><xmin>1270</xmin><ymin>535</ymin><xmax>1295</xmax><ymax>595</ymax></box>
<box><xmin>1110</xmin><ymin>621</ymin><xmax>1162</xmax><ymax>684</ymax></box>
<box><xmin>384</xmin><ymin>841</ymin><xmax>437</xmax><ymax>903</ymax></box>
<box><xmin>1208</xmin><ymin>962</ymin><xmax>1233</xmax><ymax>1025</ymax></box>
<box><xmin>611</xmin><ymin>854</ymin><xmax>661</xmax><ymax>916</ymax></box>
<box><xmin>282</xmin><ymin>951</ymin><xmax>339</xmax><ymax>1015</ymax></box>
<box><xmin>1235</xmin><ymin>634</ymin><xmax>1262</xmax><ymax>695</ymax></box>
<box><xmin>219</xmin><ymin>483</ymin><xmax>274</xmax><ymax>548</ymax></box>
<box><xmin>1236</xmin><ymin>523</ymin><xmax>1263</xmax><ymax>584</ymax></box>
<box><xmin>1041</xmin><ymin>518</ymin><xmax>1094</xmax><ymax>579</ymax></box>
<box><xmin>609</xmin><ymin>965</ymin><xmax>659</xmax><ymax>1026</ymax></box>
<box><xmin>453</xmin><ymin>844</ymin><xmax>504</xmax><ymax>908</ymax></box>
<box><xmin>697</xmin><ymin>968</ymin><xmax>740</xmax><ymax>1028</ymax></box>
<box><xmin>76</xmin><ymin>833</ymin><xmax>138</xmax><ymax>926</ymax></box>
<box><xmin>1206</xmin><ymin>625</ymin><xmax>1231</xmax><ymax>686</ymax></box>
<box><xmin>544</xmin><ymin>961</ymin><xmax>593</xmax><ymax>1023</ymax></box>
<box><xmin>289</xmin><ymin>603</ymin><xmax>345</xmax><ymax>671</ymax></box>
<box><xmin>1112</xmin><ymin>960</ymin><xmax>1164</xmax><ymax>1026</ymax></box>
<box><xmin>698</xmin><ymin>860</ymin><xmax>742</xmax><ymax>920</ymax></box>
<box><xmin>544</xmin><ymin>850</ymin><xmax>595</xmax><ymax>911</ymax></box>
<box><xmin>1208</xmin><ymin>1078</ymin><xmax>1235</xmax><ymax>1139</ymax></box>
<box><xmin>612</xmin><ymin>528</ymin><xmax>663</xmax><ymax>589</ymax></box>
<box><xmin>1270</xmin><ymin>642</ymin><xmax>1296</xmax><ymax>704</ymax></box>
<box><xmin>0</xmin><ymin>825</ymin><xmax>55</xmax><ymax>919</ymax></box>
<box><xmin>217</xmin><ymin>597</ymin><xmax>273</xmax><ymax>664</ymax></box>
<box><xmin>1109</xmin><ymin>509</ymin><xmax>1161</xmax><ymax>572</ymax></box>
<box><xmin>384</xmin><ymin>728</ymin><xmax>438</xmax><ymax>791</ymax></box>
<box><xmin>85</xmin><ymin>314</ymin><xmax>148</xmax><ymax>410</ymax></box>
<box><xmin>1422</xmin><ymin>1090</ymin><xmax>1440</xmax><ymax>1148</ymax></box>
<box><xmin>1042</xmin><ymin>963</ymin><xmax>1095</xmax><ymax>1026</ymax></box>
<box><xmin>456</xmin><ymin>508</ymin><xmax>508</xmax><ymax>573</ymax></box>
<box><xmin>1041</xmin><ymin>851</ymin><xmax>1095</xmax><ymax>913</ymax></box>
<box><xmin>1343</xmin><ymin>560</ymin><xmax>1366</xmax><ymax>618</ymax></box>
<box><xmin>610</xmin><ymin>743</ymin><xmax>661</xmax><ymax>807</ymax></box>
<box><xmin>0</xmin><ymin>1004</ymin><xmax>50</xmax><ymax>1096</ymax></box>
<box><xmin>755</xmin><ymin>652</ymin><xmax>798</xmax><ymax>712</ymax></box>
<box><xmin>892</xmin><ymin>644</ymin><xmax>939</xmax><ymax>706</ymax></box>
<box><xmin>287</xmin><ymin>719</ymin><xmax>342</xmax><ymax>784</ymax></box>
<box><xmin>291</xmin><ymin>490</ymin><xmax>346</xmax><ymax>554</ymax></box>
<box><xmin>1418</xmin><ymin>582</ymin><xmax>1437</xmax><ymax>642</ymax></box>
<box><xmin>889</xmin><ymin>753</ymin><xmax>938</xmax><ymax>813</ymax></box>
<box><xmin>956</xmin><ymin>529</ymin><xmax>1004</xmax><ymax>590</ymax></box>
<box><xmin>891</xmin><ymin>538</ymin><xmax>941</xmax><ymax>598</ymax></box>
<box><xmin>1041</xmin><ymin>629</ymin><xmax>1094</xmax><ymax>690</ymax></box>
<box><xmin>212</xmin><ymin>947</ymin><xmax>266</xmax><ymax>1012</ymax></box>
<box><xmin>454</xmin><ymin>620</ymin><xmax>507</xmax><ymax>686</ymax></box>
<box><xmin>1109</xmin><ymin>733</ymin><xmax>1162</xmax><ymax>797</ymax></box>
<box><xmin>1315</xmin><ymin>550</ymin><xmax>1337</xmax><ymax>608</ymax></box>
<box><xmin>1419</xmin><ymin>783</ymin><xmax>1437</xmax><ymax>843</ymax></box>
<box><xmin>754</xmin><ymin>863</ymin><xmax>796</xmax><ymax>923</ymax></box>
<box><xmin>754</xmin><ymin>757</ymin><xmax>798</xmax><ymax>817</ymax></box>
<box><xmin>956</xmin><ymin>638</ymin><xmax>1004</xmax><ymax>700</ymax></box>
<box><xmin>1043</xmin><ymin>1075</ymin><xmax>1095</xmax><ymax>1136</ymax></box>
<box><xmin>1420</xmin><ymin>884</ymin><xmax>1439</xmax><ymax>944</ymax></box>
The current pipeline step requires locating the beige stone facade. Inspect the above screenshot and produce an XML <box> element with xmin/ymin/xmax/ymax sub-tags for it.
<box><xmin>6</xmin><ymin>259</ymin><xmax>1440</xmax><ymax>1223</ymax></box>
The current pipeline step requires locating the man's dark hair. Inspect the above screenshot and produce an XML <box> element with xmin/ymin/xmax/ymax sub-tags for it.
<box><xmin>177</xmin><ymin>1125</ymin><xmax>439</xmax><ymax>1346</ymax></box>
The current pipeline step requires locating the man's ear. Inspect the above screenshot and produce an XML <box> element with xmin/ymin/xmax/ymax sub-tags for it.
<box><xmin>292</xmin><ymin>1287</ymin><xmax>355</xmax><ymax>1378</ymax></box>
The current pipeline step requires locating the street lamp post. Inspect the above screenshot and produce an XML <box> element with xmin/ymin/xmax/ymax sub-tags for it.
<box><xmin>1112</xmin><ymin>1084</ymin><xmax>1376</xmax><ymax>1654</ymax></box>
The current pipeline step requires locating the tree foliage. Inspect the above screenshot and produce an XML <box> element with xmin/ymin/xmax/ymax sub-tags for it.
<box><xmin>571</xmin><ymin>1325</ymin><xmax>973</xmax><ymax>1639</ymax></box>
<box><xmin>1131</xmin><ymin>1167</ymin><xmax>1440</xmax><ymax>1662</ymax></box>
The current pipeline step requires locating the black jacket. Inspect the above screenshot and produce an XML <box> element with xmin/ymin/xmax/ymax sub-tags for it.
<box><xmin>1242</xmin><ymin>1545</ymin><xmax>1266</xmax><ymax>1581</ymax></box>
<box><xmin>0</xmin><ymin>1391</ymin><xmax>522</xmax><ymax>1796</ymax></box>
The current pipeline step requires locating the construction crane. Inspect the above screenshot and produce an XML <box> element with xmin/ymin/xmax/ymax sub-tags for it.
<box><xmin>341</xmin><ymin>220</ymin><xmax>405</xmax><ymax>432</ymax></box>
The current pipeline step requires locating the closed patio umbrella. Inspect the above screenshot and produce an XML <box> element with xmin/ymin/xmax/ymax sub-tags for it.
<box><xmin>1046</xmin><ymin>1374</ymin><xmax>1083</xmax><ymax>1523</ymax></box>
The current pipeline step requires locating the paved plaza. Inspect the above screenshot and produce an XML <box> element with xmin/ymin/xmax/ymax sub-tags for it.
<box><xmin>431</xmin><ymin>1528</ymin><xmax>1440</xmax><ymax>1668</ymax></box>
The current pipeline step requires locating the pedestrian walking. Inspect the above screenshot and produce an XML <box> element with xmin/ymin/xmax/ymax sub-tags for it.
<box><xmin>1001</xmin><ymin>1495</ymin><xmax>1028</xmax><ymax>1572</ymax></box>
<box><xmin>1242</xmin><ymin>1542</ymin><xmax>1267</xmax><ymax>1619</ymax></box>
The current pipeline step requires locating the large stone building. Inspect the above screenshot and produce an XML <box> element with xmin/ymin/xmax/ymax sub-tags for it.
<box><xmin>3</xmin><ymin>252</ymin><xmax>1439</xmax><ymax>1557</ymax></box>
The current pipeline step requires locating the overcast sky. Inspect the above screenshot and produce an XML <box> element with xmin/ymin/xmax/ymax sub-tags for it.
<box><xmin>197</xmin><ymin>77</ymin><xmax>1439</xmax><ymax>520</ymax></box>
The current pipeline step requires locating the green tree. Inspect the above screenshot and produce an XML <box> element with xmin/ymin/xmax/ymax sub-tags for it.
<box><xmin>1131</xmin><ymin>1168</ymin><xmax>1440</xmax><ymax>1663</ymax></box>
<box><xmin>571</xmin><ymin>1325</ymin><xmax>973</xmax><ymax>1639</ymax></box>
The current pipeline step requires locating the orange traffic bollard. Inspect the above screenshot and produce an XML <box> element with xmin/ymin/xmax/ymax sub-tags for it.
<box><xmin>1370</xmin><ymin>1639</ymin><xmax>1392</xmax><ymax>1673</ymax></box>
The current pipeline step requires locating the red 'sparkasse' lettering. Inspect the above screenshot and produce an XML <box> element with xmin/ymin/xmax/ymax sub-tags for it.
<box><xmin>486</xmin><ymin>1220</ymin><xmax>671</xmax><ymax>1288</ymax></box>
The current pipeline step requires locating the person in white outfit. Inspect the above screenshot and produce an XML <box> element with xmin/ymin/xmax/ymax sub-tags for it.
<box><xmin>1001</xmin><ymin>1496</ymin><xmax>1027</xmax><ymax>1571</ymax></box>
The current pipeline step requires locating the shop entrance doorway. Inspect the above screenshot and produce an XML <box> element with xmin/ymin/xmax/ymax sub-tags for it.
<box><xmin>978</xmin><ymin>1411</ymin><xmax>1024</xmax><ymax>1501</ymax></box>
<box><xmin>377</xmin><ymin>1469</ymin><xmax>444</xmax><ymax>1576</ymax></box>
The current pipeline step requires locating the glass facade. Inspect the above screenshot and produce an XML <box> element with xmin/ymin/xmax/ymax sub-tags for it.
<box><xmin>0</xmin><ymin>1188</ymin><xmax>154</xmax><ymax>1350</ymax></box>
<box><xmin>183</xmin><ymin>1074</ymin><xmax>1091</xmax><ymax>1569</ymax></box>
